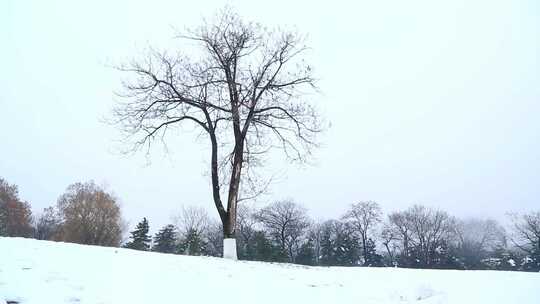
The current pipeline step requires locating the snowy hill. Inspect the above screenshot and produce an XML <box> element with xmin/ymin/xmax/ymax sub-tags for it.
<box><xmin>0</xmin><ymin>237</ymin><xmax>539</xmax><ymax>304</ymax></box>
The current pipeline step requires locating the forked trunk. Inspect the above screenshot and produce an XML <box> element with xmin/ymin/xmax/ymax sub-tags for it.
<box><xmin>221</xmin><ymin>141</ymin><xmax>244</xmax><ymax>260</ymax></box>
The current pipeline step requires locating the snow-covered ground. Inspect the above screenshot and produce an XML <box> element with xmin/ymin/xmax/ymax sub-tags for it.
<box><xmin>1</xmin><ymin>237</ymin><xmax>538</xmax><ymax>304</ymax></box>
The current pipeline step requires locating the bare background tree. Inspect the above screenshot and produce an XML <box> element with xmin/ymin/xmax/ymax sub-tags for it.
<box><xmin>384</xmin><ymin>205</ymin><xmax>457</xmax><ymax>268</ymax></box>
<box><xmin>173</xmin><ymin>205</ymin><xmax>210</xmax><ymax>237</ymax></box>
<box><xmin>255</xmin><ymin>200</ymin><xmax>310</xmax><ymax>262</ymax></box>
<box><xmin>454</xmin><ymin>218</ymin><xmax>506</xmax><ymax>269</ymax></box>
<box><xmin>34</xmin><ymin>206</ymin><xmax>62</xmax><ymax>241</ymax></box>
<box><xmin>235</xmin><ymin>204</ymin><xmax>258</xmax><ymax>258</ymax></box>
<box><xmin>173</xmin><ymin>205</ymin><xmax>211</xmax><ymax>255</ymax></box>
<box><xmin>307</xmin><ymin>221</ymin><xmax>324</xmax><ymax>265</ymax></box>
<box><xmin>342</xmin><ymin>201</ymin><xmax>382</xmax><ymax>265</ymax></box>
<box><xmin>205</xmin><ymin>220</ymin><xmax>224</xmax><ymax>257</ymax></box>
<box><xmin>509</xmin><ymin>211</ymin><xmax>540</xmax><ymax>270</ymax></box>
<box><xmin>381</xmin><ymin>224</ymin><xmax>400</xmax><ymax>266</ymax></box>
<box><xmin>111</xmin><ymin>8</ymin><xmax>321</xmax><ymax>259</ymax></box>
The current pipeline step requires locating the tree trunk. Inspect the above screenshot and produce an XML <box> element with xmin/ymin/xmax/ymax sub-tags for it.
<box><xmin>222</xmin><ymin>213</ymin><xmax>238</xmax><ymax>260</ymax></box>
<box><xmin>223</xmin><ymin>238</ymin><xmax>238</xmax><ymax>260</ymax></box>
<box><xmin>223</xmin><ymin>215</ymin><xmax>235</xmax><ymax>239</ymax></box>
<box><xmin>221</xmin><ymin>139</ymin><xmax>244</xmax><ymax>260</ymax></box>
<box><xmin>383</xmin><ymin>242</ymin><xmax>394</xmax><ymax>266</ymax></box>
<box><xmin>361</xmin><ymin>234</ymin><xmax>367</xmax><ymax>265</ymax></box>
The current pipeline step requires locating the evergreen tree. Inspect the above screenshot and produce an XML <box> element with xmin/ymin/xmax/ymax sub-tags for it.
<box><xmin>483</xmin><ymin>245</ymin><xmax>519</xmax><ymax>271</ymax></box>
<box><xmin>124</xmin><ymin>217</ymin><xmax>151</xmax><ymax>251</ymax></box>
<box><xmin>250</xmin><ymin>231</ymin><xmax>283</xmax><ymax>262</ymax></box>
<box><xmin>153</xmin><ymin>224</ymin><xmax>177</xmax><ymax>254</ymax></box>
<box><xmin>319</xmin><ymin>223</ymin><xmax>334</xmax><ymax>266</ymax></box>
<box><xmin>497</xmin><ymin>250</ymin><xmax>519</xmax><ymax>271</ymax></box>
<box><xmin>237</xmin><ymin>238</ymin><xmax>255</xmax><ymax>260</ymax></box>
<box><xmin>334</xmin><ymin>226</ymin><xmax>360</xmax><ymax>266</ymax></box>
<box><xmin>520</xmin><ymin>245</ymin><xmax>540</xmax><ymax>272</ymax></box>
<box><xmin>398</xmin><ymin>245</ymin><xmax>422</xmax><ymax>268</ymax></box>
<box><xmin>364</xmin><ymin>238</ymin><xmax>384</xmax><ymax>267</ymax></box>
<box><xmin>455</xmin><ymin>243</ymin><xmax>486</xmax><ymax>270</ymax></box>
<box><xmin>430</xmin><ymin>240</ymin><xmax>462</xmax><ymax>269</ymax></box>
<box><xmin>237</xmin><ymin>227</ymin><xmax>256</xmax><ymax>261</ymax></box>
<box><xmin>319</xmin><ymin>220</ymin><xmax>360</xmax><ymax>266</ymax></box>
<box><xmin>178</xmin><ymin>228</ymin><xmax>207</xmax><ymax>256</ymax></box>
<box><xmin>296</xmin><ymin>238</ymin><xmax>316</xmax><ymax>266</ymax></box>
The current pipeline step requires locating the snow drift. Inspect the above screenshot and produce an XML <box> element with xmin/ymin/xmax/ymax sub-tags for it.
<box><xmin>0</xmin><ymin>237</ymin><xmax>538</xmax><ymax>304</ymax></box>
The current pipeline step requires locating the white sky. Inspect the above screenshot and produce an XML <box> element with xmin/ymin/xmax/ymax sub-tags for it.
<box><xmin>1</xmin><ymin>0</ymin><xmax>539</xmax><ymax>232</ymax></box>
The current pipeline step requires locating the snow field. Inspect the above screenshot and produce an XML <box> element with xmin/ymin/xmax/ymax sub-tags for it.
<box><xmin>1</xmin><ymin>237</ymin><xmax>539</xmax><ymax>304</ymax></box>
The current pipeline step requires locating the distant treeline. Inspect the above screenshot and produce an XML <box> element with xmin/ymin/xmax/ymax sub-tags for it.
<box><xmin>1</xmin><ymin>177</ymin><xmax>539</xmax><ymax>272</ymax></box>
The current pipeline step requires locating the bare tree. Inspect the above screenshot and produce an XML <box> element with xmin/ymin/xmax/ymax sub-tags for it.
<box><xmin>307</xmin><ymin>221</ymin><xmax>325</xmax><ymax>265</ymax></box>
<box><xmin>111</xmin><ymin>9</ymin><xmax>321</xmax><ymax>259</ymax></box>
<box><xmin>455</xmin><ymin>218</ymin><xmax>506</xmax><ymax>269</ymax></box>
<box><xmin>34</xmin><ymin>206</ymin><xmax>62</xmax><ymax>241</ymax></box>
<box><xmin>173</xmin><ymin>205</ymin><xmax>210</xmax><ymax>237</ymax></box>
<box><xmin>385</xmin><ymin>205</ymin><xmax>456</xmax><ymax>267</ymax></box>
<box><xmin>236</xmin><ymin>204</ymin><xmax>258</xmax><ymax>256</ymax></box>
<box><xmin>381</xmin><ymin>223</ymin><xmax>400</xmax><ymax>266</ymax></box>
<box><xmin>342</xmin><ymin>201</ymin><xmax>382</xmax><ymax>264</ymax></box>
<box><xmin>255</xmin><ymin>200</ymin><xmax>310</xmax><ymax>262</ymax></box>
<box><xmin>205</xmin><ymin>219</ymin><xmax>224</xmax><ymax>257</ymax></box>
<box><xmin>456</xmin><ymin>218</ymin><xmax>506</xmax><ymax>250</ymax></box>
<box><xmin>509</xmin><ymin>211</ymin><xmax>540</xmax><ymax>259</ymax></box>
<box><xmin>172</xmin><ymin>205</ymin><xmax>212</xmax><ymax>255</ymax></box>
<box><xmin>56</xmin><ymin>181</ymin><xmax>124</xmax><ymax>247</ymax></box>
<box><xmin>385</xmin><ymin>211</ymin><xmax>412</xmax><ymax>261</ymax></box>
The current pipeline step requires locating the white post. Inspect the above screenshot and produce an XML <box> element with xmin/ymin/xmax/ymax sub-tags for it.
<box><xmin>223</xmin><ymin>238</ymin><xmax>238</xmax><ymax>260</ymax></box>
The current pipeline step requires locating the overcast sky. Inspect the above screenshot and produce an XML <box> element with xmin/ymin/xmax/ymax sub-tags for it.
<box><xmin>1</xmin><ymin>0</ymin><xmax>539</xmax><ymax>232</ymax></box>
